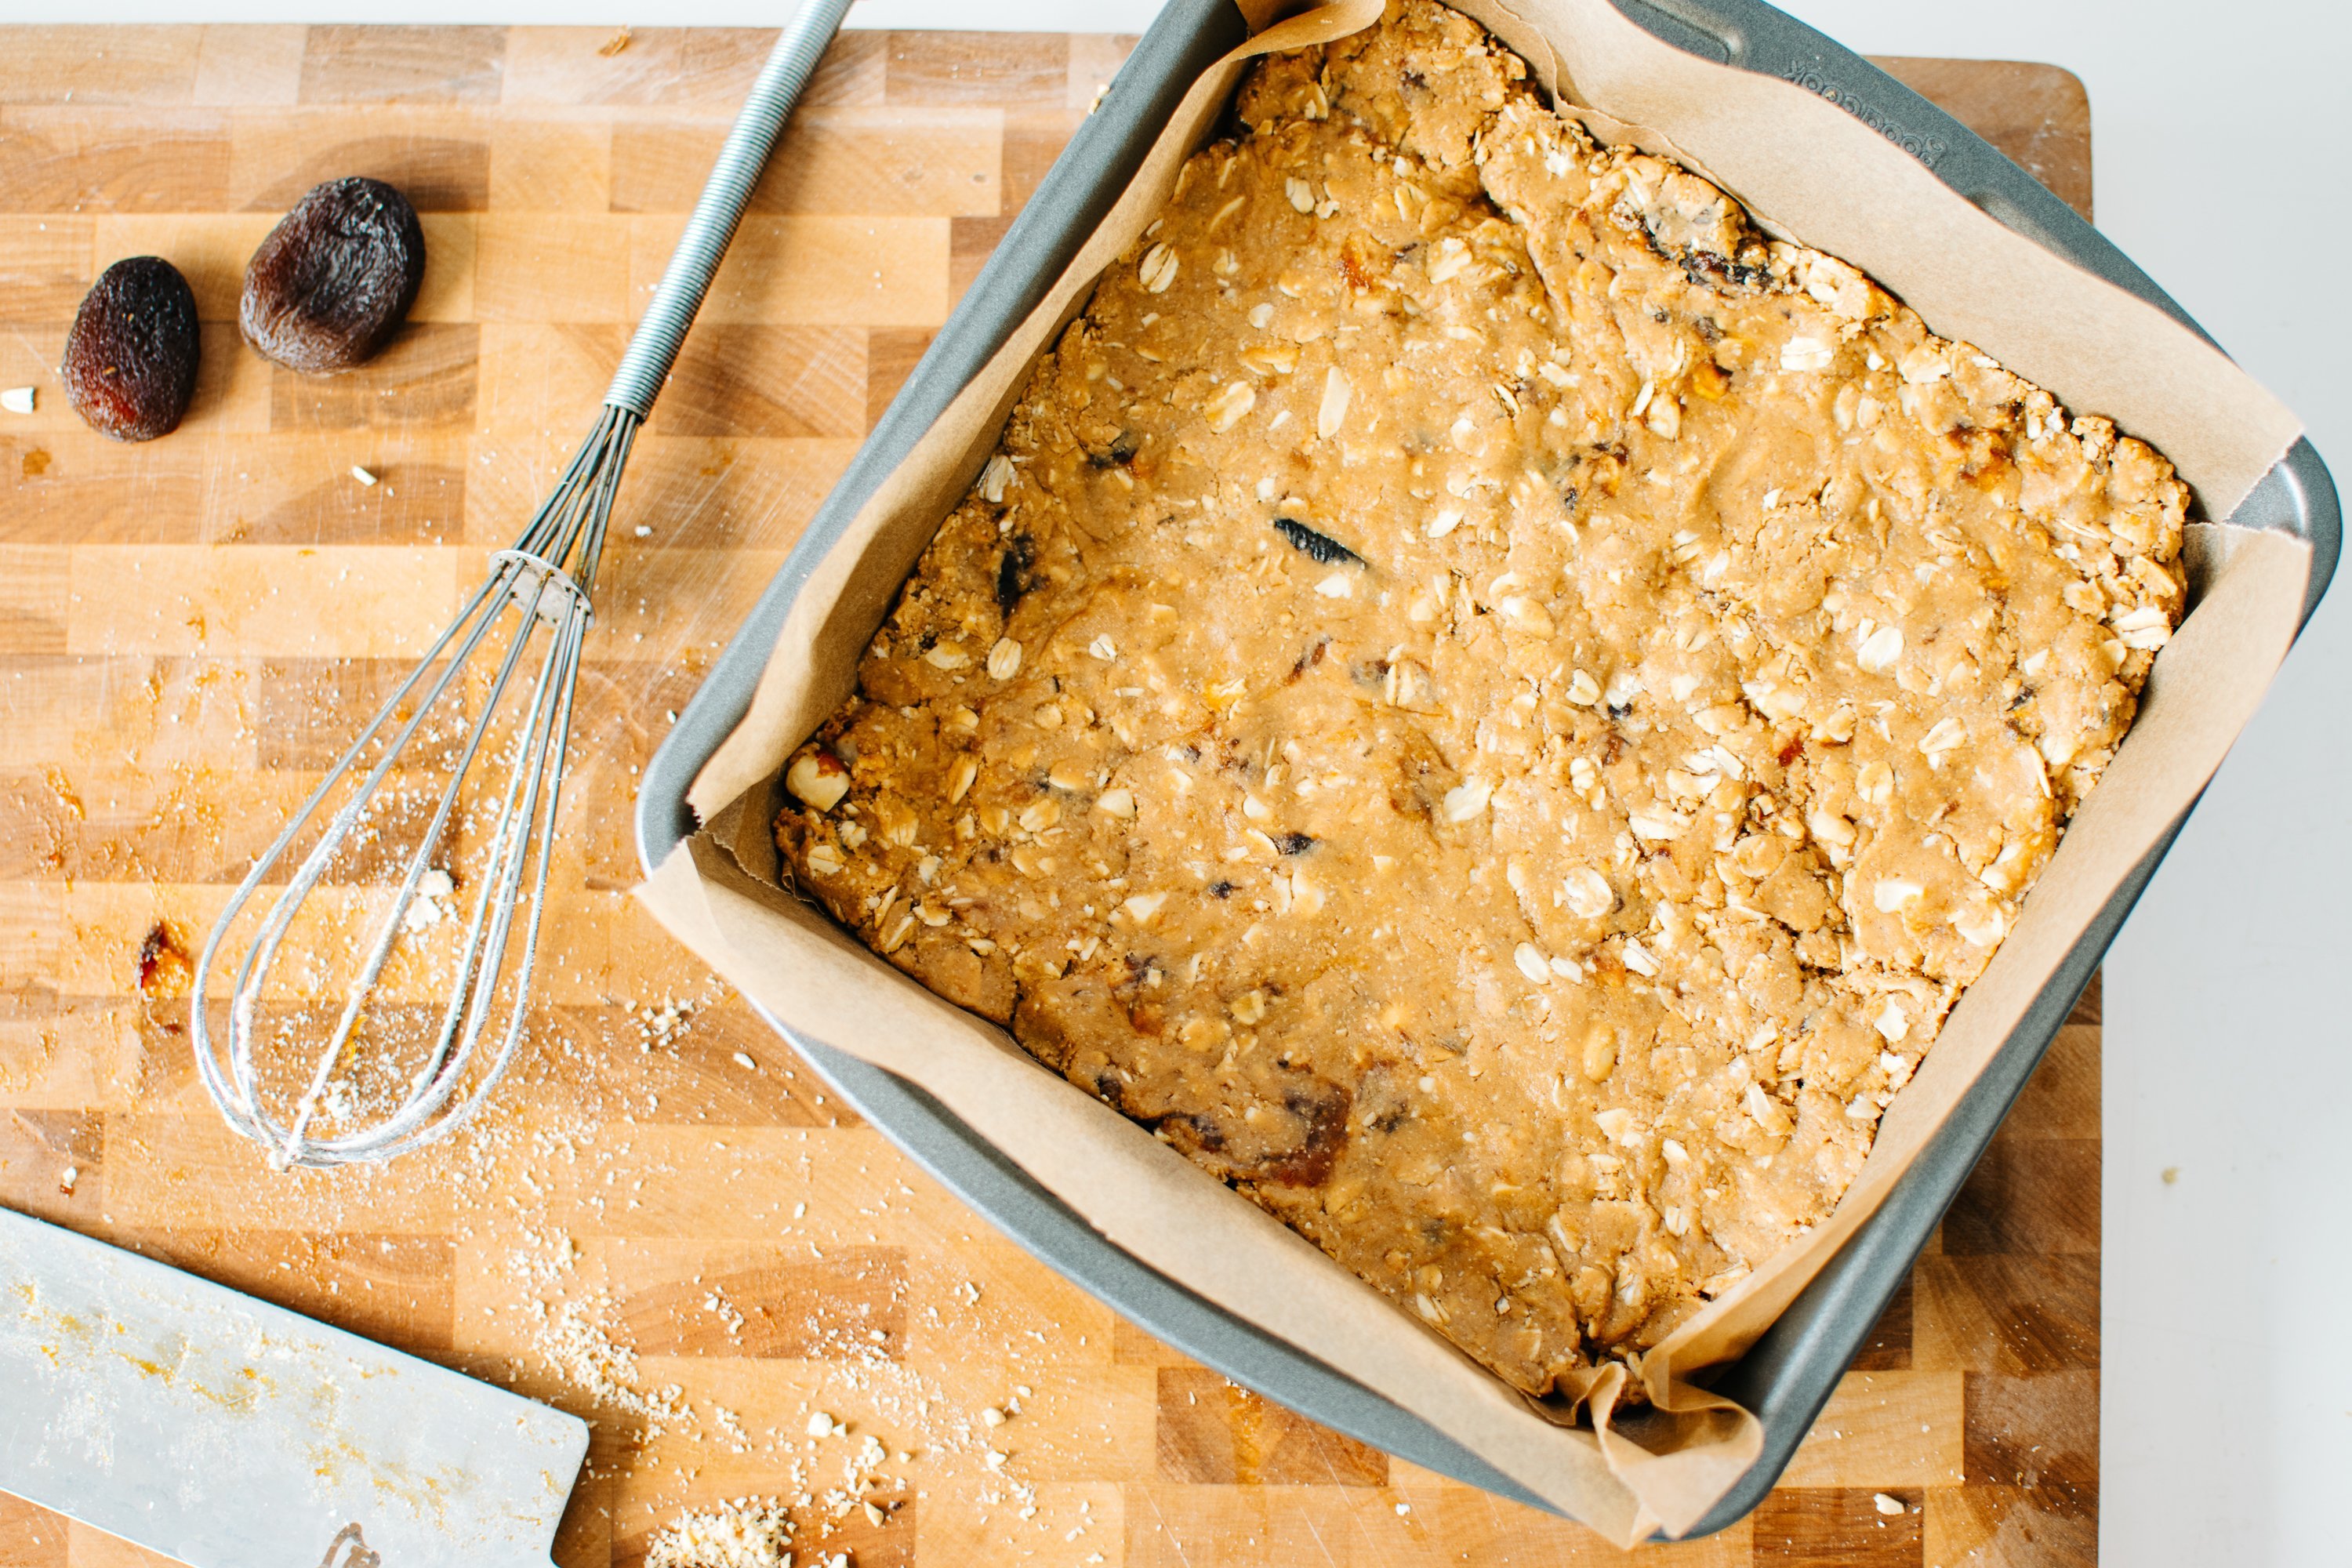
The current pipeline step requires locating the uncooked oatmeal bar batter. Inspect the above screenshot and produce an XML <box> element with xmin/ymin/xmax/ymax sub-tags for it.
<box><xmin>775</xmin><ymin>0</ymin><xmax>2185</xmax><ymax>1395</ymax></box>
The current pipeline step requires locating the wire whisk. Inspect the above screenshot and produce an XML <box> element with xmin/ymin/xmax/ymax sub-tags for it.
<box><xmin>191</xmin><ymin>0</ymin><xmax>853</xmax><ymax>1169</ymax></box>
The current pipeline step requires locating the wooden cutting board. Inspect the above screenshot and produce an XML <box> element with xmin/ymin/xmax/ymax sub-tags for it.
<box><xmin>0</xmin><ymin>26</ymin><xmax>2100</xmax><ymax>1568</ymax></box>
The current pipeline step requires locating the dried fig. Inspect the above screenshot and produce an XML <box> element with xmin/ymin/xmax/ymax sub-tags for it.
<box><xmin>241</xmin><ymin>176</ymin><xmax>426</xmax><ymax>374</ymax></box>
<box><xmin>60</xmin><ymin>256</ymin><xmax>201</xmax><ymax>443</ymax></box>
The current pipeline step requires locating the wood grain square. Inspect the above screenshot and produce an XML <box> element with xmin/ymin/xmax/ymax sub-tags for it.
<box><xmin>633</xmin><ymin>214</ymin><xmax>950</xmax><ymax>327</ymax></box>
<box><xmin>1122</xmin><ymin>1481</ymin><xmax>1726</xmax><ymax>1567</ymax></box>
<box><xmin>1780</xmin><ymin>1370</ymin><xmax>1963</xmax><ymax>1490</ymax></box>
<box><xmin>564</xmin><ymin>665</ymin><xmax>733</xmax><ymax>887</ymax></box>
<box><xmin>1998</xmin><ymin>1022</ymin><xmax>2099</xmax><ymax>1139</ymax></box>
<box><xmin>474</xmin><ymin>212</ymin><xmax>632</xmax><ymax>322</ymax></box>
<box><xmin>866</xmin><ymin>327</ymin><xmax>934</xmax><ymax>430</ymax></box>
<box><xmin>797</xmin><ymin>30</ymin><xmax>891</xmax><ymax>110</ymax></box>
<box><xmin>528</xmin><ymin>1004</ymin><xmax>862</xmax><ymax>1129</ymax></box>
<box><xmin>191</xmin><ymin>26</ymin><xmax>307</xmax><ymax>109</ymax></box>
<box><xmin>0</xmin><ymin>657</ymin><xmax>100</xmax><ymax>771</ymax></box>
<box><xmin>0</xmin><ymin>653</ymin><xmax>222</xmax><ymax>771</ymax></box>
<box><xmin>896</xmin><ymin>1247</ymin><xmax>1131</xmax><ymax>1385</ymax></box>
<box><xmin>572</xmin><ymin>547</ymin><xmax>791</xmax><ymax>661</ymax></box>
<box><xmin>268</xmin><ymin>321</ymin><xmax>478</xmax><ymax>431</ymax></box>
<box><xmin>67</xmin><ymin>544</ymin><xmax>463</xmax><ymax>659</ymax></box>
<box><xmin>0</xmin><ymin>1107</ymin><xmax>102</xmax><ymax>1228</ymax></box>
<box><xmin>887</xmin><ymin>33</ymin><xmax>1070</xmax><ymax>107</ymax></box>
<box><xmin>251</xmin><ymin>655</ymin><xmax>451</xmax><ymax>768</ymax></box>
<box><xmin>487</xmin><ymin>120</ymin><xmax>612</xmax><ymax>213</ymax></box>
<box><xmin>38</xmin><ymin>653</ymin><xmax>270</xmax><ymax>775</ymax></box>
<box><xmin>611</xmin><ymin>109</ymin><xmax>1000</xmax><ymax>218</ymax></box>
<box><xmin>0</xmin><ymin>1494</ymin><xmax>69</xmax><ymax>1568</ymax></box>
<box><xmin>1940</xmin><ymin>1138</ymin><xmax>2100</xmax><ymax>1257</ymax></box>
<box><xmin>518</xmin><ymin>1124</ymin><xmax>846</xmax><ymax>1240</ymax></box>
<box><xmin>0</xmin><ymin>439</ymin><xmax>78</xmax><ymax>505</ymax></box>
<box><xmin>100</xmin><ymin>1110</ymin><xmax>466</xmax><ymax>1233</ymax></box>
<box><xmin>123</xmin><ymin>997</ymin><xmax>206</xmax><ymax>1116</ymax></box>
<box><xmin>502</xmin><ymin>28</ymin><xmax>887</xmax><ymax>111</ymax></box>
<box><xmin>1914</xmin><ymin>1253</ymin><xmax>2097</xmax><ymax>1375</ymax></box>
<box><xmin>1</xmin><ymin>433</ymin><xmax>208</xmax><ymax>545</ymax></box>
<box><xmin>0</xmin><ymin>929</ymin><xmax>93</xmax><ymax>1029</ymax></box>
<box><xmin>112</xmin><ymin>1228</ymin><xmax>458</xmax><ymax>1356</ymax></box>
<box><xmin>0</xmin><ymin>763</ymin><xmax>265</xmax><ymax>885</ymax></box>
<box><xmin>948</xmin><ymin>213</ymin><xmax>1013</xmax><ymax>307</ymax></box>
<box><xmin>1964</xmin><ymin>1371</ymin><xmax>2098</xmax><ymax>1501</ymax></box>
<box><xmin>1156</xmin><ymin>1366</ymin><xmax>1387</xmax><ymax>1486</ymax></box>
<box><xmin>0</xmin><ymin>995</ymin><xmax>151</xmax><ymax>1116</ymax></box>
<box><xmin>1925</xmin><ymin>1481</ymin><xmax>2096</xmax><ymax>1568</ymax></box>
<box><xmin>1428</xmin><ymin>1485</ymin><xmax>1757</xmax><ymax>1563</ymax></box>
<box><xmin>916</xmin><ymin>1373</ymin><xmax>1156</xmax><ymax>1490</ymax></box>
<box><xmin>210</xmin><ymin>442</ymin><xmax>466</xmax><ymax>546</ymax></box>
<box><xmin>299</xmin><ymin>25</ymin><xmax>506</xmax><ymax>105</ymax></box>
<box><xmin>0</xmin><ymin>658</ymin><xmax>114</xmax><ymax>764</ymax></box>
<box><xmin>0</xmin><ymin>108</ymin><xmax>230</xmax><ymax>212</ymax></box>
<box><xmin>620</xmin><ymin>1245</ymin><xmax>907</xmax><ymax>1359</ymax></box>
<box><xmin>0</xmin><ymin>886</ymin><xmax>66</xmax><ymax>1001</ymax></box>
<box><xmin>228</xmin><ymin>109</ymin><xmax>492</xmax><ymax>212</ymax></box>
<box><xmin>0</xmin><ymin>28</ymin><xmax>200</xmax><ymax>107</ymax></box>
<box><xmin>590</xmin><ymin>437</ymin><xmax>852</xmax><ymax>551</ymax></box>
<box><xmin>524</xmin><ymin>865</ymin><xmax>762</xmax><ymax>1001</ymax></box>
<box><xmin>497</xmin><ymin>27</ymin><xmax>710</xmax><ymax>108</ymax></box>
<box><xmin>470</xmin><ymin>323</ymin><xmax>626</xmax><ymax>437</ymax></box>
<box><xmin>914</xmin><ymin>1480</ymin><xmax>1120</xmax><ymax>1566</ymax></box>
<box><xmin>1849</xmin><ymin>1270</ymin><xmax>1913</xmax><ymax>1371</ymax></box>
<box><xmin>649</xmin><ymin>325</ymin><xmax>866</xmax><ymax>440</ymax></box>
<box><xmin>0</xmin><ymin>215</ymin><xmax>92</xmax><ymax>325</ymax></box>
<box><xmin>0</xmin><ymin>550</ymin><xmax>71</xmax><ymax>651</ymax></box>
<box><xmin>1752</xmin><ymin>1486</ymin><xmax>1923</xmax><ymax>1565</ymax></box>
<box><xmin>350</xmin><ymin>210</ymin><xmax>485</xmax><ymax>323</ymax></box>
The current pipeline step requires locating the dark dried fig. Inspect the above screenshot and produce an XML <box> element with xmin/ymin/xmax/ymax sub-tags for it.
<box><xmin>60</xmin><ymin>256</ymin><xmax>201</xmax><ymax>443</ymax></box>
<box><xmin>241</xmin><ymin>176</ymin><xmax>426</xmax><ymax>374</ymax></box>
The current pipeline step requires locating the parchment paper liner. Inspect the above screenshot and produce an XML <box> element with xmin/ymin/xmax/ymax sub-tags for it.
<box><xmin>639</xmin><ymin>0</ymin><xmax>2311</xmax><ymax>1539</ymax></box>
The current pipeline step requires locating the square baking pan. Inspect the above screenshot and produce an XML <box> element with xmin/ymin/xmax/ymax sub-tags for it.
<box><xmin>637</xmin><ymin>0</ymin><xmax>2339</xmax><ymax>1535</ymax></box>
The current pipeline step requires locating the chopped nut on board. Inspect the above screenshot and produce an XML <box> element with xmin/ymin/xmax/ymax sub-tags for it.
<box><xmin>775</xmin><ymin>0</ymin><xmax>2184</xmax><ymax>1397</ymax></box>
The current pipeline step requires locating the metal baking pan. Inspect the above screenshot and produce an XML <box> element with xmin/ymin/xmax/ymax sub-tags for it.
<box><xmin>638</xmin><ymin>0</ymin><xmax>2339</xmax><ymax>1535</ymax></box>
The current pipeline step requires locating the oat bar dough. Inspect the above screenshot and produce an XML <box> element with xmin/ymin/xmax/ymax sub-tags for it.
<box><xmin>775</xmin><ymin>0</ymin><xmax>2186</xmax><ymax>1396</ymax></box>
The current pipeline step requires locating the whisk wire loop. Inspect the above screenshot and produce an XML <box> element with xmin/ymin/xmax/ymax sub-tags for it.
<box><xmin>193</xmin><ymin>410</ymin><xmax>637</xmax><ymax>1168</ymax></box>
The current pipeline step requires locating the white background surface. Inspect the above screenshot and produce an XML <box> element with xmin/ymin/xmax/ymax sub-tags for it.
<box><xmin>10</xmin><ymin>0</ymin><xmax>2347</xmax><ymax>1558</ymax></box>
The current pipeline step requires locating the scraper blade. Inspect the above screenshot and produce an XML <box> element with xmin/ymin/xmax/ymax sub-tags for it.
<box><xmin>0</xmin><ymin>1207</ymin><xmax>586</xmax><ymax>1567</ymax></box>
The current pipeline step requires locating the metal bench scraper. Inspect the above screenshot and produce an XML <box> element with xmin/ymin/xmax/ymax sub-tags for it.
<box><xmin>0</xmin><ymin>1206</ymin><xmax>587</xmax><ymax>1566</ymax></box>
